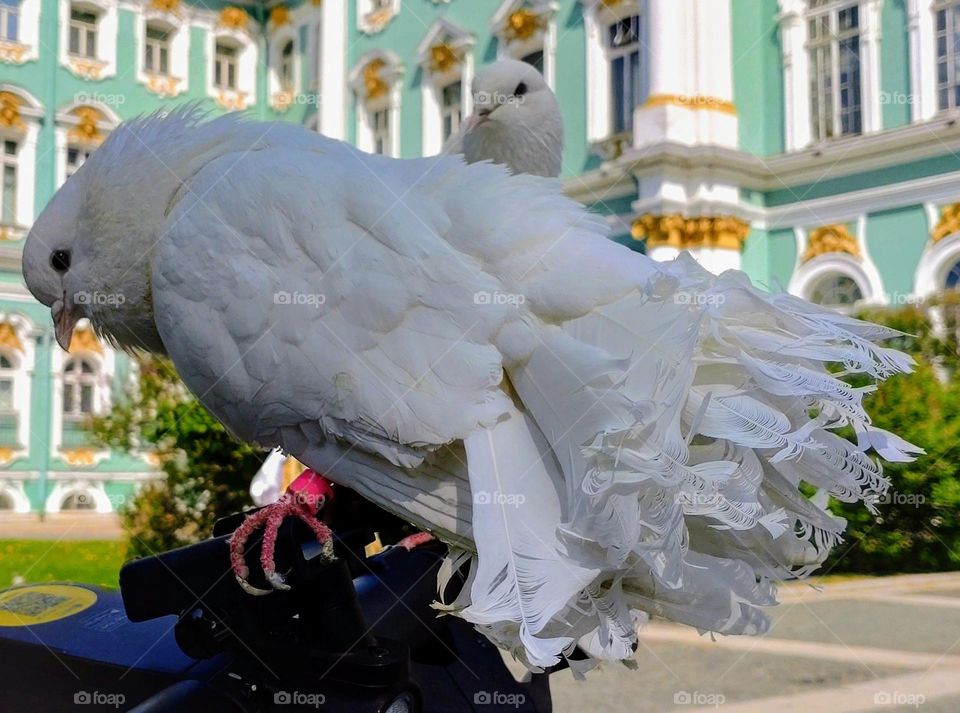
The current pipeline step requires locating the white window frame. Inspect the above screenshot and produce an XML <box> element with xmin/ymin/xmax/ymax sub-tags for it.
<box><xmin>143</xmin><ymin>22</ymin><xmax>170</xmax><ymax>77</ymax></box>
<box><xmin>415</xmin><ymin>18</ymin><xmax>475</xmax><ymax>156</ymax></box>
<box><xmin>0</xmin><ymin>314</ymin><xmax>38</xmax><ymax>463</ymax></box>
<box><xmin>492</xmin><ymin>0</ymin><xmax>558</xmax><ymax>88</ymax></box>
<box><xmin>351</xmin><ymin>51</ymin><xmax>404</xmax><ymax>158</ymax></box>
<box><xmin>0</xmin><ymin>0</ymin><xmax>38</xmax><ymax>64</ymax></box>
<box><xmin>68</xmin><ymin>6</ymin><xmax>97</xmax><ymax>58</ymax></box>
<box><xmin>0</xmin><ymin>0</ymin><xmax>18</xmax><ymax>43</ymax></box>
<box><xmin>908</xmin><ymin>0</ymin><xmax>960</xmax><ymax>121</ymax></box>
<box><xmin>0</xmin><ymin>85</ymin><xmax>40</xmax><ymax>237</ymax></box>
<box><xmin>205</xmin><ymin>23</ymin><xmax>257</xmax><ymax>110</ymax></box>
<box><xmin>58</xmin><ymin>0</ymin><xmax>116</xmax><ymax>79</ymax></box>
<box><xmin>582</xmin><ymin>0</ymin><xmax>643</xmax><ymax>143</ymax></box>
<box><xmin>50</xmin><ymin>320</ymin><xmax>114</xmax><ymax>462</ymax></box>
<box><xmin>54</xmin><ymin>101</ymin><xmax>119</xmax><ymax>188</ymax></box>
<box><xmin>0</xmin><ymin>138</ymin><xmax>17</xmax><ymax>228</ymax></box>
<box><xmin>788</xmin><ymin>219</ymin><xmax>885</xmax><ymax>303</ymax></box>
<box><xmin>134</xmin><ymin>4</ymin><xmax>189</xmax><ymax>97</ymax></box>
<box><xmin>268</xmin><ymin>28</ymin><xmax>300</xmax><ymax>111</ymax></box>
<box><xmin>778</xmin><ymin>0</ymin><xmax>883</xmax><ymax>151</ymax></box>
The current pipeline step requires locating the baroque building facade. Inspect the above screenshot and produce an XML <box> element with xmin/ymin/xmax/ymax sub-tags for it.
<box><xmin>0</xmin><ymin>0</ymin><xmax>958</xmax><ymax>514</ymax></box>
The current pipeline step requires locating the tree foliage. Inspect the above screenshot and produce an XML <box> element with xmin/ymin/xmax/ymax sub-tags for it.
<box><xmin>827</xmin><ymin>294</ymin><xmax>960</xmax><ymax>573</ymax></box>
<box><xmin>92</xmin><ymin>354</ymin><xmax>262</xmax><ymax>559</ymax></box>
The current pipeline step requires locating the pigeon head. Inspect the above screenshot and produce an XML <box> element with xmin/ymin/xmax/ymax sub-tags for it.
<box><xmin>23</xmin><ymin>108</ymin><xmax>238</xmax><ymax>354</ymax></box>
<box><xmin>461</xmin><ymin>59</ymin><xmax>564</xmax><ymax>178</ymax></box>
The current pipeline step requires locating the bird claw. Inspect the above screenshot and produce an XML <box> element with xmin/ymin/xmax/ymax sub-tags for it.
<box><xmin>229</xmin><ymin>469</ymin><xmax>335</xmax><ymax>596</ymax></box>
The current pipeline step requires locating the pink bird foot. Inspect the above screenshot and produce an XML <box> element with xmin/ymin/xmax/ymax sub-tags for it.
<box><xmin>229</xmin><ymin>468</ymin><xmax>336</xmax><ymax>596</ymax></box>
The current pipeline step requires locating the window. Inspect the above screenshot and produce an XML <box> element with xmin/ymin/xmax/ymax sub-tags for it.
<box><xmin>521</xmin><ymin>49</ymin><xmax>544</xmax><ymax>73</ymax></box>
<box><xmin>144</xmin><ymin>23</ymin><xmax>170</xmax><ymax>76</ymax></box>
<box><xmin>808</xmin><ymin>1</ymin><xmax>862</xmax><ymax>140</ymax></box>
<box><xmin>440</xmin><ymin>80</ymin><xmax>462</xmax><ymax>142</ymax></box>
<box><xmin>68</xmin><ymin>6</ymin><xmax>97</xmax><ymax>58</ymax></box>
<box><xmin>372</xmin><ymin>107</ymin><xmax>391</xmax><ymax>155</ymax></box>
<box><xmin>936</xmin><ymin>1</ymin><xmax>960</xmax><ymax>111</ymax></box>
<box><xmin>214</xmin><ymin>41</ymin><xmax>238</xmax><ymax>91</ymax></box>
<box><xmin>0</xmin><ymin>492</ymin><xmax>12</xmax><ymax>510</ymax></box>
<box><xmin>0</xmin><ymin>354</ymin><xmax>14</xmax><ymax>412</ymax></box>
<box><xmin>61</xmin><ymin>491</ymin><xmax>96</xmax><ymax>510</ymax></box>
<box><xmin>279</xmin><ymin>39</ymin><xmax>294</xmax><ymax>92</ymax></box>
<box><xmin>945</xmin><ymin>259</ymin><xmax>960</xmax><ymax>289</ymax></box>
<box><xmin>607</xmin><ymin>14</ymin><xmax>642</xmax><ymax>135</ymax></box>
<box><xmin>1</xmin><ymin>140</ymin><xmax>16</xmax><ymax>226</ymax></box>
<box><xmin>0</xmin><ymin>0</ymin><xmax>18</xmax><ymax>42</ymax></box>
<box><xmin>65</xmin><ymin>145</ymin><xmax>91</xmax><ymax>180</ymax></box>
<box><xmin>62</xmin><ymin>357</ymin><xmax>97</xmax><ymax>420</ymax></box>
<box><xmin>808</xmin><ymin>273</ymin><xmax>864</xmax><ymax>307</ymax></box>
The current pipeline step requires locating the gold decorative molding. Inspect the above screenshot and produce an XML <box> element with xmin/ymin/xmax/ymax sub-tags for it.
<box><xmin>933</xmin><ymin>202</ymin><xmax>960</xmax><ymax>242</ymax></box>
<box><xmin>68</xmin><ymin>57</ymin><xmax>106</xmax><ymax>80</ymax></box>
<box><xmin>645</xmin><ymin>94</ymin><xmax>737</xmax><ymax>115</ymax></box>
<box><xmin>67</xmin><ymin>107</ymin><xmax>106</xmax><ymax>146</ymax></box>
<box><xmin>215</xmin><ymin>90</ymin><xmax>248</xmax><ymax>111</ymax></box>
<box><xmin>0</xmin><ymin>323</ymin><xmax>23</xmax><ymax>353</ymax></box>
<box><xmin>0</xmin><ymin>92</ymin><xmax>24</xmax><ymax>131</ymax></box>
<box><xmin>148</xmin><ymin>0</ymin><xmax>181</xmax><ymax>13</ymax></box>
<box><xmin>218</xmin><ymin>6</ymin><xmax>249</xmax><ymax>30</ymax></box>
<box><xmin>0</xmin><ymin>41</ymin><xmax>28</xmax><ymax>64</ymax></box>
<box><xmin>504</xmin><ymin>9</ymin><xmax>545</xmax><ymax>42</ymax></box>
<box><xmin>363</xmin><ymin>6</ymin><xmax>394</xmax><ymax>34</ymax></box>
<box><xmin>146</xmin><ymin>74</ymin><xmax>181</xmax><ymax>98</ymax></box>
<box><xmin>271</xmin><ymin>90</ymin><xmax>294</xmax><ymax>112</ymax></box>
<box><xmin>427</xmin><ymin>43</ymin><xmax>461</xmax><ymax>74</ymax></box>
<box><xmin>269</xmin><ymin>6</ymin><xmax>291</xmax><ymax>26</ymax></box>
<box><xmin>0</xmin><ymin>447</ymin><xmax>14</xmax><ymax>464</ymax></box>
<box><xmin>631</xmin><ymin>214</ymin><xmax>750</xmax><ymax>251</ymax></box>
<box><xmin>62</xmin><ymin>447</ymin><xmax>97</xmax><ymax>467</ymax></box>
<box><xmin>803</xmin><ymin>224</ymin><xmax>861</xmax><ymax>262</ymax></box>
<box><xmin>362</xmin><ymin>58</ymin><xmax>389</xmax><ymax>100</ymax></box>
<box><xmin>68</xmin><ymin>326</ymin><xmax>103</xmax><ymax>355</ymax></box>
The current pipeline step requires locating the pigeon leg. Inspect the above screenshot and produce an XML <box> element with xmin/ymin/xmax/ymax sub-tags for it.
<box><xmin>230</xmin><ymin>469</ymin><xmax>336</xmax><ymax>595</ymax></box>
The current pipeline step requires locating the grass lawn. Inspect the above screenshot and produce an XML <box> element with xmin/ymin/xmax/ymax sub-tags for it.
<box><xmin>0</xmin><ymin>540</ymin><xmax>128</xmax><ymax>590</ymax></box>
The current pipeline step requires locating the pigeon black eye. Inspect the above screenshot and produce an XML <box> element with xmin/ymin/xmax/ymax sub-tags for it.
<box><xmin>50</xmin><ymin>250</ymin><xmax>71</xmax><ymax>273</ymax></box>
<box><xmin>514</xmin><ymin>82</ymin><xmax>528</xmax><ymax>97</ymax></box>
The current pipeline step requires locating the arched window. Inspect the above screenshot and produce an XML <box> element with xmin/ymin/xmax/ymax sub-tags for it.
<box><xmin>350</xmin><ymin>52</ymin><xmax>403</xmax><ymax>157</ymax></box>
<box><xmin>62</xmin><ymin>356</ymin><xmax>98</xmax><ymax>448</ymax></box>
<box><xmin>61</xmin><ymin>490</ymin><xmax>96</xmax><ymax>510</ymax></box>
<box><xmin>808</xmin><ymin>272</ymin><xmax>864</xmax><ymax>307</ymax></box>
<box><xmin>945</xmin><ymin>259</ymin><xmax>960</xmax><ymax>289</ymax></box>
<box><xmin>1</xmin><ymin>139</ymin><xmax>17</xmax><ymax>227</ymax></box>
<box><xmin>279</xmin><ymin>39</ymin><xmax>294</xmax><ymax>92</ymax></box>
<box><xmin>0</xmin><ymin>0</ymin><xmax>18</xmax><ymax>41</ymax></box>
<box><xmin>65</xmin><ymin>144</ymin><xmax>91</xmax><ymax>179</ymax></box>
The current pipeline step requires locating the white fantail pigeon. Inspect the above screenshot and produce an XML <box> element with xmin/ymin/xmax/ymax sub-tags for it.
<box><xmin>23</xmin><ymin>104</ymin><xmax>919</xmax><ymax>673</ymax></box>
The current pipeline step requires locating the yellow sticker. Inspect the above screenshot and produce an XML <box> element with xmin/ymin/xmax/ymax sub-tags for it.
<box><xmin>0</xmin><ymin>584</ymin><xmax>98</xmax><ymax>627</ymax></box>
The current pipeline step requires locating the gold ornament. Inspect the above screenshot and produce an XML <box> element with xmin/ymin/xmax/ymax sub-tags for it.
<box><xmin>270</xmin><ymin>6</ymin><xmax>291</xmax><ymax>26</ymax></box>
<box><xmin>67</xmin><ymin>107</ymin><xmax>105</xmax><ymax>145</ymax></box>
<box><xmin>803</xmin><ymin>225</ymin><xmax>861</xmax><ymax>262</ymax></box>
<box><xmin>645</xmin><ymin>94</ymin><xmax>737</xmax><ymax>116</ymax></box>
<box><xmin>933</xmin><ymin>203</ymin><xmax>960</xmax><ymax>242</ymax></box>
<box><xmin>148</xmin><ymin>0</ymin><xmax>181</xmax><ymax>13</ymax></box>
<box><xmin>505</xmin><ymin>9</ymin><xmax>544</xmax><ymax>42</ymax></box>
<box><xmin>0</xmin><ymin>92</ymin><xmax>23</xmax><ymax>130</ymax></box>
<box><xmin>0</xmin><ymin>323</ymin><xmax>22</xmax><ymax>353</ymax></box>
<box><xmin>428</xmin><ymin>43</ymin><xmax>460</xmax><ymax>74</ymax></box>
<box><xmin>68</xmin><ymin>326</ymin><xmax>103</xmax><ymax>355</ymax></box>
<box><xmin>62</xmin><ymin>448</ymin><xmax>97</xmax><ymax>466</ymax></box>
<box><xmin>218</xmin><ymin>7</ymin><xmax>248</xmax><ymax>30</ymax></box>
<box><xmin>363</xmin><ymin>58</ymin><xmax>389</xmax><ymax>100</ymax></box>
<box><xmin>631</xmin><ymin>214</ymin><xmax>750</xmax><ymax>251</ymax></box>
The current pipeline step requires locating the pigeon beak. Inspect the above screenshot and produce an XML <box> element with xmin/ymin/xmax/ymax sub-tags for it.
<box><xmin>52</xmin><ymin>298</ymin><xmax>78</xmax><ymax>351</ymax></box>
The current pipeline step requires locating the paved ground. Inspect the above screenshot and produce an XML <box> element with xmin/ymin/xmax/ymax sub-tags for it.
<box><xmin>0</xmin><ymin>512</ymin><xmax>124</xmax><ymax>540</ymax></box>
<box><xmin>549</xmin><ymin>572</ymin><xmax>960</xmax><ymax>712</ymax></box>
